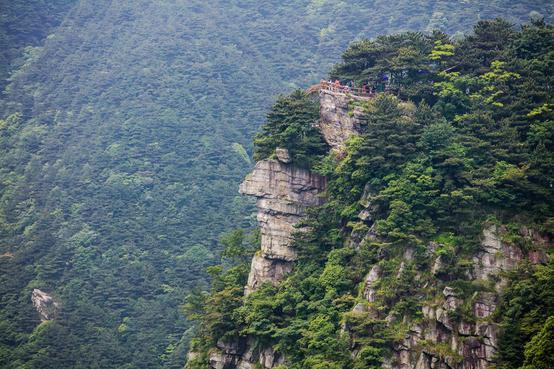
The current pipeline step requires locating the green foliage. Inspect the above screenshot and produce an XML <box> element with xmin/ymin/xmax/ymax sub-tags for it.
<box><xmin>253</xmin><ymin>90</ymin><xmax>327</xmax><ymax>168</ymax></box>
<box><xmin>323</xmin><ymin>95</ymin><xmax>425</xmax><ymax>218</ymax></box>
<box><xmin>187</xmin><ymin>18</ymin><xmax>554</xmax><ymax>369</ymax></box>
<box><xmin>0</xmin><ymin>0</ymin><xmax>77</xmax><ymax>92</ymax></box>
<box><xmin>495</xmin><ymin>262</ymin><xmax>554</xmax><ymax>369</ymax></box>
<box><xmin>330</xmin><ymin>32</ymin><xmax>441</xmax><ymax>100</ymax></box>
<box><xmin>429</xmin><ymin>40</ymin><xmax>455</xmax><ymax>62</ymax></box>
<box><xmin>520</xmin><ymin>315</ymin><xmax>554</xmax><ymax>369</ymax></box>
<box><xmin>183</xmin><ymin>228</ymin><xmax>258</xmax><ymax>356</ymax></box>
<box><xmin>2</xmin><ymin>1</ymin><xmax>553</xmax><ymax>368</ymax></box>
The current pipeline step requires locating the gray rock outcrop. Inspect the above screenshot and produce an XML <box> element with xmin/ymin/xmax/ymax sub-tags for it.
<box><xmin>472</xmin><ymin>225</ymin><xmax>549</xmax><ymax>290</ymax></box>
<box><xmin>375</xmin><ymin>226</ymin><xmax>551</xmax><ymax>369</ymax></box>
<box><xmin>208</xmin><ymin>337</ymin><xmax>285</xmax><ymax>369</ymax></box>
<box><xmin>317</xmin><ymin>88</ymin><xmax>369</xmax><ymax>151</ymax></box>
<box><xmin>239</xmin><ymin>158</ymin><xmax>326</xmax><ymax>294</ymax></box>
<box><xmin>31</xmin><ymin>289</ymin><xmax>59</xmax><ymax>321</ymax></box>
<box><xmin>275</xmin><ymin>147</ymin><xmax>292</xmax><ymax>163</ymax></box>
<box><xmin>205</xmin><ymin>155</ymin><xmax>327</xmax><ymax>369</ymax></box>
<box><xmin>363</xmin><ymin>265</ymin><xmax>380</xmax><ymax>302</ymax></box>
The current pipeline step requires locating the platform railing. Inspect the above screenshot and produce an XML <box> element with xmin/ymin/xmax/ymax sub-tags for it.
<box><xmin>319</xmin><ymin>80</ymin><xmax>375</xmax><ymax>98</ymax></box>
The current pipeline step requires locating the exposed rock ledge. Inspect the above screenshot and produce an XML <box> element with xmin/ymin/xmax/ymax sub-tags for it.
<box><xmin>202</xmin><ymin>156</ymin><xmax>327</xmax><ymax>369</ymax></box>
<box><xmin>357</xmin><ymin>225</ymin><xmax>551</xmax><ymax>369</ymax></box>
<box><xmin>317</xmin><ymin>88</ymin><xmax>369</xmax><ymax>151</ymax></box>
<box><xmin>31</xmin><ymin>289</ymin><xmax>59</xmax><ymax>321</ymax></box>
<box><xmin>239</xmin><ymin>157</ymin><xmax>327</xmax><ymax>294</ymax></box>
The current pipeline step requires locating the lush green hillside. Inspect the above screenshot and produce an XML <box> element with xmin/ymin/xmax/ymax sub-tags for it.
<box><xmin>186</xmin><ymin>19</ymin><xmax>553</xmax><ymax>369</ymax></box>
<box><xmin>0</xmin><ymin>0</ymin><xmax>77</xmax><ymax>93</ymax></box>
<box><xmin>1</xmin><ymin>1</ymin><xmax>553</xmax><ymax>368</ymax></box>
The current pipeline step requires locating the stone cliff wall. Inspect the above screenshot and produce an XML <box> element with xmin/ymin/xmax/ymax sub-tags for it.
<box><xmin>197</xmin><ymin>89</ymin><xmax>552</xmax><ymax>369</ymax></box>
<box><xmin>239</xmin><ymin>158</ymin><xmax>327</xmax><ymax>294</ymax></box>
<box><xmin>317</xmin><ymin>88</ymin><xmax>369</xmax><ymax>151</ymax></box>
<box><xmin>207</xmin><ymin>156</ymin><xmax>327</xmax><ymax>369</ymax></box>
<box><xmin>357</xmin><ymin>225</ymin><xmax>551</xmax><ymax>369</ymax></box>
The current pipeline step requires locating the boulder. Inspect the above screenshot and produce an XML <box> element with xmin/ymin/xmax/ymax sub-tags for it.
<box><xmin>275</xmin><ymin>148</ymin><xmax>292</xmax><ymax>163</ymax></box>
<box><xmin>31</xmin><ymin>289</ymin><xmax>59</xmax><ymax>321</ymax></box>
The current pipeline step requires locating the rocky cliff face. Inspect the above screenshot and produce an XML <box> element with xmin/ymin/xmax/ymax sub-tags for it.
<box><xmin>198</xmin><ymin>90</ymin><xmax>552</xmax><ymax>369</ymax></box>
<box><xmin>356</xmin><ymin>225</ymin><xmax>551</xmax><ymax>369</ymax></box>
<box><xmin>239</xmin><ymin>157</ymin><xmax>327</xmax><ymax>294</ymax></box>
<box><xmin>207</xmin><ymin>155</ymin><xmax>327</xmax><ymax>369</ymax></box>
<box><xmin>31</xmin><ymin>289</ymin><xmax>59</xmax><ymax>321</ymax></box>
<box><xmin>208</xmin><ymin>338</ymin><xmax>286</xmax><ymax>369</ymax></box>
<box><xmin>317</xmin><ymin>88</ymin><xmax>369</xmax><ymax>151</ymax></box>
<box><xmin>319</xmin><ymin>89</ymin><xmax>553</xmax><ymax>369</ymax></box>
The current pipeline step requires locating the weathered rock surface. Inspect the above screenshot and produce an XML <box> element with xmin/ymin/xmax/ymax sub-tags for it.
<box><xmin>275</xmin><ymin>147</ymin><xmax>292</xmax><ymax>164</ymax></box>
<box><xmin>317</xmin><ymin>89</ymin><xmax>369</xmax><ymax>151</ymax></box>
<box><xmin>246</xmin><ymin>255</ymin><xmax>294</xmax><ymax>292</ymax></box>
<box><xmin>240</xmin><ymin>159</ymin><xmax>326</xmax><ymax>294</ymax></box>
<box><xmin>472</xmin><ymin>225</ymin><xmax>549</xmax><ymax>290</ymax></box>
<box><xmin>205</xmin><ymin>158</ymin><xmax>327</xmax><ymax>369</ymax></box>
<box><xmin>376</xmin><ymin>226</ymin><xmax>551</xmax><ymax>369</ymax></box>
<box><xmin>363</xmin><ymin>265</ymin><xmax>380</xmax><ymax>302</ymax></box>
<box><xmin>31</xmin><ymin>289</ymin><xmax>59</xmax><ymax>321</ymax></box>
<box><xmin>208</xmin><ymin>337</ymin><xmax>285</xmax><ymax>369</ymax></box>
<box><xmin>394</xmin><ymin>289</ymin><xmax>499</xmax><ymax>369</ymax></box>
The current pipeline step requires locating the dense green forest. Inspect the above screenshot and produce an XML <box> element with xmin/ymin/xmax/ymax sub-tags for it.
<box><xmin>0</xmin><ymin>0</ymin><xmax>77</xmax><ymax>93</ymax></box>
<box><xmin>186</xmin><ymin>19</ymin><xmax>553</xmax><ymax>369</ymax></box>
<box><xmin>1</xmin><ymin>1</ymin><xmax>553</xmax><ymax>368</ymax></box>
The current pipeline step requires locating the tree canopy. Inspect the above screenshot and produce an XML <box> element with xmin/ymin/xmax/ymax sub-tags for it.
<box><xmin>1</xmin><ymin>1</ymin><xmax>553</xmax><ymax>368</ymax></box>
<box><xmin>186</xmin><ymin>19</ymin><xmax>554</xmax><ymax>369</ymax></box>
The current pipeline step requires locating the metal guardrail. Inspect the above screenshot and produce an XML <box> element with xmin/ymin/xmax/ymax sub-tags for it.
<box><xmin>319</xmin><ymin>80</ymin><xmax>375</xmax><ymax>98</ymax></box>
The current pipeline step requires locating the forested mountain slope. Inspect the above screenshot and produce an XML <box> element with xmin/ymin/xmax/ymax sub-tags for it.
<box><xmin>186</xmin><ymin>19</ymin><xmax>553</xmax><ymax>369</ymax></box>
<box><xmin>0</xmin><ymin>0</ymin><xmax>77</xmax><ymax>92</ymax></box>
<box><xmin>1</xmin><ymin>1</ymin><xmax>553</xmax><ymax>368</ymax></box>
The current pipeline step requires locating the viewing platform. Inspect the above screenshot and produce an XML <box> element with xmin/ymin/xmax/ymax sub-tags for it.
<box><xmin>317</xmin><ymin>80</ymin><xmax>375</xmax><ymax>99</ymax></box>
<box><xmin>314</xmin><ymin>80</ymin><xmax>370</xmax><ymax>151</ymax></box>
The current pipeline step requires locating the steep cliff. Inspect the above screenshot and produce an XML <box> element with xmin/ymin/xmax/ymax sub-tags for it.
<box><xmin>356</xmin><ymin>225</ymin><xmax>551</xmax><ymax>369</ymax></box>
<box><xmin>317</xmin><ymin>88</ymin><xmax>369</xmax><ymax>151</ymax></box>
<box><xmin>239</xmin><ymin>158</ymin><xmax>327</xmax><ymax>294</ymax></box>
<box><xmin>320</xmin><ymin>91</ymin><xmax>552</xmax><ymax>369</ymax></box>
<box><xmin>205</xmin><ymin>156</ymin><xmax>327</xmax><ymax>368</ymax></box>
<box><xmin>199</xmin><ymin>87</ymin><xmax>552</xmax><ymax>369</ymax></box>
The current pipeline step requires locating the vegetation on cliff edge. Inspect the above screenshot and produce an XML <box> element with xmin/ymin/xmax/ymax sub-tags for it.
<box><xmin>186</xmin><ymin>19</ymin><xmax>553</xmax><ymax>369</ymax></box>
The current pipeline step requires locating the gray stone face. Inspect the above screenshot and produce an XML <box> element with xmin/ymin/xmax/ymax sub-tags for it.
<box><xmin>275</xmin><ymin>147</ymin><xmax>292</xmax><ymax>164</ymax></box>
<box><xmin>207</xmin><ymin>336</ymin><xmax>285</xmax><ymax>369</ymax></box>
<box><xmin>317</xmin><ymin>89</ymin><xmax>369</xmax><ymax>151</ymax></box>
<box><xmin>363</xmin><ymin>265</ymin><xmax>380</xmax><ymax>302</ymax></box>
<box><xmin>31</xmin><ymin>289</ymin><xmax>59</xmax><ymax>321</ymax></box>
<box><xmin>245</xmin><ymin>255</ymin><xmax>294</xmax><ymax>294</ymax></box>
<box><xmin>202</xmin><ymin>159</ymin><xmax>328</xmax><ymax>369</ymax></box>
<box><xmin>240</xmin><ymin>159</ymin><xmax>326</xmax><ymax>294</ymax></box>
<box><xmin>472</xmin><ymin>225</ymin><xmax>549</xmax><ymax>291</ymax></box>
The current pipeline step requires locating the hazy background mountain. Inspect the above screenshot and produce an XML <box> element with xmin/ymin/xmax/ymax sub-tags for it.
<box><xmin>1</xmin><ymin>1</ymin><xmax>552</xmax><ymax>368</ymax></box>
